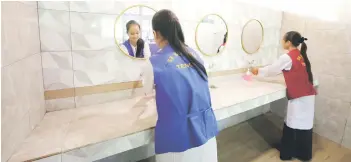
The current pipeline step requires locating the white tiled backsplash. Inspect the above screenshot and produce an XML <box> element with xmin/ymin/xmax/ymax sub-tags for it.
<box><xmin>38</xmin><ymin>0</ymin><xmax>282</xmax><ymax>110</ymax></box>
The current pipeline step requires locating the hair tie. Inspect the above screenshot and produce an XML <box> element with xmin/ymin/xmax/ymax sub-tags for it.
<box><xmin>300</xmin><ymin>37</ymin><xmax>308</xmax><ymax>43</ymax></box>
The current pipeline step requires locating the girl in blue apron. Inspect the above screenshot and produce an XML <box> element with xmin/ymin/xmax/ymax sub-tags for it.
<box><xmin>121</xmin><ymin>20</ymin><xmax>151</xmax><ymax>58</ymax></box>
<box><xmin>251</xmin><ymin>31</ymin><xmax>316</xmax><ymax>161</ymax></box>
<box><xmin>141</xmin><ymin>9</ymin><xmax>219</xmax><ymax>162</ymax></box>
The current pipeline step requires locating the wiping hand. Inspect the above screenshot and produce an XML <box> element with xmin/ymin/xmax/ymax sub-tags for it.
<box><xmin>250</xmin><ymin>67</ymin><xmax>259</xmax><ymax>76</ymax></box>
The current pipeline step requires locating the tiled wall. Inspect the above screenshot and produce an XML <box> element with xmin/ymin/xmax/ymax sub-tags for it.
<box><xmin>39</xmin><ymin>0</ymin><xmax>282</xmax><ymax>111</ymax></box>
<box><xmin>39</xmin><ymin>1</ymin><xmax>173</xmax><ymax>111</ymax></box>
<box><xmin>1</xmin><ymin>2</ymin><xmax>45</xmax><ymax>161</ymax></box>
<box><xmin>174</xmin><ymin>0</ymin><xmax>282</xmax><ymax>71</ymax></box>
<box><xmin>275</xmin><ymin>0</ymin><xmax>351</xmax><ymax>149</ymax></box>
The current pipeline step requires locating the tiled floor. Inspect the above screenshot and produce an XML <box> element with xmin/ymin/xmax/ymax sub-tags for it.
<box><xmin>139</xmin><ymin>113</ymin><xmax>351</xmax><ymax>162</ymax></box>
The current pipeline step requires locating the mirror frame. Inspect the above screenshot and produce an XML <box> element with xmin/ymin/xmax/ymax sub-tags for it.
<box><xmin>195</xmin><ymin>14</ymin><xmax>229</xmax><ymax>57</ymax></box>
<box><xmin>114</xmin><ymin>4</ymin><xmax>157</xmax><ymax>60</ymax></box>
<box><xmin>241</xmin><ymin>19</ymin><xmax>264</xmax><ymax>55</ymax></box>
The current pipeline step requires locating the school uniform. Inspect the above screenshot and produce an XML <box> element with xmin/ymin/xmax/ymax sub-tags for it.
<box><xmin>121</xmin><ymin>40</ymin><xmax>151</xmax><ymax>58</ymax></box>
<box><xmin>258</xmin><ymin>49</ymin><xmax>316</xmax><ymax>161</ymax></box>
<box><xmin>148</xmin><ymin>45</ymin><xmax>218</xmax><ymax>162</ymax></box>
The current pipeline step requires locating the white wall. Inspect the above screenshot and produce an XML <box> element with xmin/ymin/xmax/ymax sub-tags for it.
<box><xmin>38</xmin><ymin>0</ymin><xmax>282</xmax><ymax>111</ymax></box>
<box><xmin>173</xmin><ymin>0</ymin><xmax>282</xmax><ymax>71</ymax></box>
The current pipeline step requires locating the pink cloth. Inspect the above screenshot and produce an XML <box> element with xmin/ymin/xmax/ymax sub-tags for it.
<box><xmin>242</xmin><ymin>74</ymin><xmax>252</xmax><ymax>81</ymax></box>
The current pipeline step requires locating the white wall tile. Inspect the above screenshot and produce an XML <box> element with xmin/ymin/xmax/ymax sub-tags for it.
<box><xmin>72</xmin><ymin>50</ymin><xmax>142</xmax><ymax>87</ymax></box>
<box><xmin>312</xmin><ymin>54</ymin><xmax>351</xmax><ymax>78</ymax></box>
<box><xmin>70</xmin><ymin>1</ymin><xmax>125</xmax><ymax>14</ymax></box>
<box><xmin>70</xmin><ymin>12</ymin><xmax>116</xmax><ymax>50</ymax></box>
<box><xmin>281</xmin><ymin>12</ymin><xmax>306</xmax><ymax>33</ymax></box>
<box><xmin>1</xmin><ymin>114</ymin><xmax>31</xmax><ymax>162</ymax></box>
<box><xmin>38</xmin><ymin>1</ymin><xmax>69</xmax><ymax>11</ymax></box>
<box><xmin>318</xmin><ymin>75</ymin><xmax>351</xmax><ymax>102</ymax></box>
<box><xmin>305</xmin><ymin>17</ymin><xmax>347</xmax><ymax>31</ymax></box>
<box><xmin>39</xmin><ymin>9</ymin><xmax>71</xmax><ymax>51</ymax></box>
<box><xmin>262</xmin><ymin>28</ymin><xmax>281</xmax><ymax>47</ymax></box>
<box><xmin>314</xmin><ymin>114</ymin><xmax>347</xmax><ymax>143</ymax></box>
<box><xmin>315</xmin><ymin>96</ymin><xmax>351</xmax><ymax>121</ymax></box>
<box><xmin>42</xmin><ymin>52</ymin><xmax>74</xmax><ymax>90</ymax></box>
<box><xmin>19</xmin><ymin>1</ymin><xmax>38</xmax><ymax>8</ymax></box>
<box><xmin>2</xmin><ymin>54</ymin><xmax>45</xmax><ymax>142</ymax></box>
<box><xmin>25</xmin><ymin>54</ymin><xmax>46</xmax><ymax>129</ymax></box>
<box><xmin>1</xmin><ymin>2</ymin><xmax>40</xmax><ymax>67</ymax></box>
<box><xmin>304</xmin><ymin>29</ymin><xmax>350</xmax><ymax>56</ymax></box>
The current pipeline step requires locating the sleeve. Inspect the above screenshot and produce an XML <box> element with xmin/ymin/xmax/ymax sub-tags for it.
<box><xmin>140</xmin><ymin>59</ymin><xmax>154</xmax><ymax>95</ymax></box>
<box><xmin>120</xmin><ymin>44</ymin><xmax>129</xmax><ymax>55</ymax></box>
<box><xmin>258</xmin><ymin>54</ymin><xmax>292</xmax><ymax>77</ymax></box>
<box><xmin>143</xmin><ymin>42</ymin><xmax>151</xmax><ymax>58</ymax></box>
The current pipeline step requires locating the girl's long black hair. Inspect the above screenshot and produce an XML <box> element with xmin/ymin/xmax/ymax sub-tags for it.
<box><xmin>284</xmin><ymin>31</ymin><xmax>313</xmax><ymax>84</ymax></box>
<box><xmin>217</xmin><ymin>32</ymin><xmax>228</xmax><ymax>53</ymax></box>
<box><xmin>126</xmin><ymin>20</ymin><xmax>144</xmax><ymax>58</ymax></box>
<box><xmin>152</xmin><ymin>9</ymin><xmax>208</xmax><ymax>80</ymax></box>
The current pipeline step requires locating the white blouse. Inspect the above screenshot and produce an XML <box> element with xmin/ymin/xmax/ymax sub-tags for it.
<box><xmin>258</xmin><ymin>54</ymin><xmax>292</xmax><ymax>77</ymax></box>
<box><xmin>121</xmin><ymin>42</ymin><xmax>151</xmax><ymax>58</ymax></box>
<box><xmin>258</xmin><ymin>53</ymin><xmax>315</xmax><ymax>130</ymax></box>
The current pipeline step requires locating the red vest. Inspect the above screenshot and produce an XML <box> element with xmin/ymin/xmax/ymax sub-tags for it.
<box><xmin>283</xmin><ymin>49</ymin><xmax>316</xmax><ymax>100</ymax></box>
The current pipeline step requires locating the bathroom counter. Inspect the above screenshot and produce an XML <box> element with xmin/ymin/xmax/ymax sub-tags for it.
<box><xmin>9</xmin><ymin>74</ymin><xmax>318</xmax><ymax>162</ymax></box>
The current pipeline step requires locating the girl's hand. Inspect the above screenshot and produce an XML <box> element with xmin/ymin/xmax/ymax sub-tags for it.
<box><xmin>250</xmin><ymin>67</ymin><xmax>259</xmax><ymax>75</ymax></box>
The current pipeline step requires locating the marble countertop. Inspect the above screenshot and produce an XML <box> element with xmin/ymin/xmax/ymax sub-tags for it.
<box><xmin>9</xmin><ymin>74</ymin><xmax>317</xmax><ymax>162</ymax></box>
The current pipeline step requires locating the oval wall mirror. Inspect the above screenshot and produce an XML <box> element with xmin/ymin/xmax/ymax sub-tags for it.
<box><xmin>195</xmin><ymin>14</ymin><xmax>228</xmax><ymax>56</ymax></box>
<box><xmin>241</xmin><ymin>19</ymin><xmax>264</xmax><ymax>54</ymax></box>
<box><xmin>114</xmin><ymin>5</ymin><xmax>157</xmax><ymax>59</ymax></box>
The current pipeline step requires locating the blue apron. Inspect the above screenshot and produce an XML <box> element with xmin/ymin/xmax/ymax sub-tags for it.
<box><xmin>149</xmin><ymin>45</ymin><xmax>218</xmax><ymax>154</ymax></box>
<box><xmin>123</xmin><ymin>40</ymin><xmax>144</xmax><ymax>58</ymax></box>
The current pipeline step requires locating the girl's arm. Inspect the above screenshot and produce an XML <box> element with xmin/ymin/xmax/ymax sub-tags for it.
<box><xmin>252</xmin><ymin>54</ymin><xmax>292</xmax><ymax>77</ymax></box>
<box><xmin>141</xmin><ymin>59</ymin><xmax>154</xmax><ymax>95</ymax></box>
<box><xmin>132</xmin><ymin>60</ymin><xmax>154</xmax><ymax>97</ymax></box>
<box><xmin>143</xmin><ymin>42</ymin><xmax>151</xmax><ymax>58</ymax></box>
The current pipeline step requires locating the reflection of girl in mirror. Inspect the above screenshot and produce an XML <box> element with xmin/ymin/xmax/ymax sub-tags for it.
<box><xmin>139</xmin><ymin>9</ymin><xmax>218</xmax><ymax>162</ymax></box>
<box><xmin>121</xmin><ymin>20</ymin><xmax>151</xmax><ymax>58</ymax></box>
<box><xmin>217</xmin><ymin>32</ymin><xmax>227</xmax><ymax>53</ymax></box>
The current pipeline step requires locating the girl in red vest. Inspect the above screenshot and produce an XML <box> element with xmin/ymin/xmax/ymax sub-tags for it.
<box><xmin>251</xmin><ymin>31</ymin><xmax>316</xmax><ymax>161</ymax></box>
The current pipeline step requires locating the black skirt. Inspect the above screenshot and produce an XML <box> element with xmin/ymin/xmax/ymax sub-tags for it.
<box><xmin>280</xmin><ymin>123</ymin><xmax>313</xmax><ymax>161</ymax></box>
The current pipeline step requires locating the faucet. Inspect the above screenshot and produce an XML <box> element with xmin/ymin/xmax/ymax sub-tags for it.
<box><xmin>246</xmin><ymin>60</ymin><xmax>255</xmax><ymax>74</ymax></box>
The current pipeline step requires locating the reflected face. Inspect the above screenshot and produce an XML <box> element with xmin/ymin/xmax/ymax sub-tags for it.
<box><xmin>127</xmin><ymin>24</ymin><xmax>140</xmax><ymax>44</ymax></box>
<box><xmin>114</xmin><ymin>5</ymin><xmax>157</xmax><ymax>59</ymax></box>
